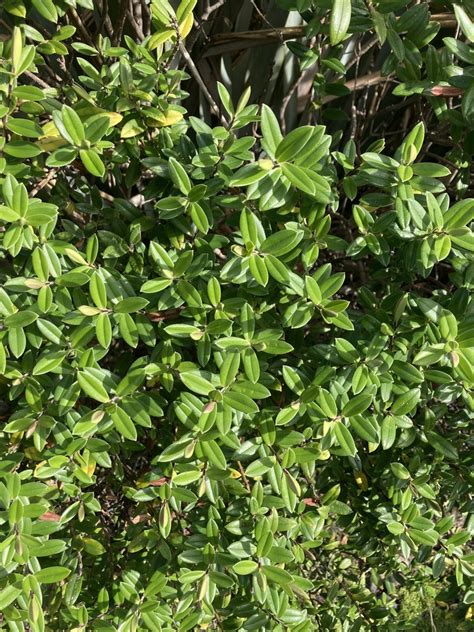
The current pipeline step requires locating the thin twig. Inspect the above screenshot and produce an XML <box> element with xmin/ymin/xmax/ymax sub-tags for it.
<box><xmin>202</xmin><ymin>13</ymin><xmax>456</xmax><ymax>58</ymax></box>
<box><xmin>345</xmin><ymin>36</ymin><xmax>378</xmax><ymax>71</ymax></box>
<box><xmin>97</xmin><ymin>0</ymin><xmax>114</xmax><ymax>38</ymax></box>
<box><xmin>30</xmin><ymin>169</ymin><xmax>58</xmax><ymax>197</ymax></box>
<box><xmin>146</xmin><ymin>308</ymin><xmax>184</xmax><ymax>323</ymax></box>
<box><xmin>202</xmin><ymin>26</ymin><xmax>306</xmax><ymax>57</ymax></box>
<box><xmin>201</xmin><ymin>0</ymin><xmax>226</xmax><ymax>21</ymax></box>
<box><xmin>237</xmin><ymin>461</ymin><xmax>251</xmax><ymax>492</ymax></box>
<box><xmin>349</xmin><ymin>39</ymin><xmax>361</xmax><ymax>140</ymax></box>
<box><xmin>178</xmin><ymin>40</ymin><xmax>228</xmax><ymax>126</ymax></box>
<box><xmin>23</xmin><ymin>71</ymin><xmax>50</xmax><ymax>90</ymax></box>
<box><xmin>367</xmin><ymin>96</ymin><xmax>419</xmax><ymax>124</ymax></box>
<box><xmin>70</xmin><ymin>8</ymin><xmax>97</xmax><ymax>49</ymax></box>
<box><xmin>281</xmin><ymin>71</ymin><xmax>310</xmax><ymax>132</ymax></box>
<box><xmin>250</xmin><ymin>0</ymin><xmax>283</xmax><ymax>41</ymax></box>
<box><xmin>320</xmin><ymin>72</ymin><xmax>392</xmax><ymax>105</ymax></box>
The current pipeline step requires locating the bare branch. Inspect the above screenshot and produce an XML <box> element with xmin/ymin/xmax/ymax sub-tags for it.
<box><xmin>201</xmin><ymin>0</ymin><xmax>226</xmax><ymax>21</ymax></box>
<box><xmin>202</xmin><ymin>26</ymin><xmax>306</xmax><ymax>57</ymax></box>
<box><xmin>178</xmin><ymin>40</ymin><xmax>228</xmax><ymax>126</ymax></box>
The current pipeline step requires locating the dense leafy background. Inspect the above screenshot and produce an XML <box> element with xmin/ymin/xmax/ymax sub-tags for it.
<box><xmin>0</xmin><ymin>1</ymin><xmax>473</xmax><ymax>630</ymax></box>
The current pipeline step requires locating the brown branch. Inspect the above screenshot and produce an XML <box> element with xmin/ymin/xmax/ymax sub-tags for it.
<box><xmin>202</xmin><ymin>14</ymin><xmax>457</xmax><ymax>58</ymax></box>
<box><xmin>318</xmin><ymin>72</ymin><xmax>393</xmax><ymax>106</ymax></box>
<box><xmin>202</xmin><ymin>26</ymin><xmax>305</xmax><ymax>57</ymax></box>
<box><xmin>140</xmin><ymin>0</ymin><xmax>151</xmax><ymax>36</ymax></box>
<box><xmin>70</xmin><ymin>8</ymin><xmax>97</xmax><ymax>49</ymax></box>
<box><xmin>126</xmin><ymin>8</ymin><xmax>144</xmax><ymax>41</ymax></box>
<box><xmin>250</xmin><ymin>0</ymin><xmax>284</xmax><ymax>40</ymax></box>
<box><xmin>22</xmin><ymin>71</ymin><xmax>50</xmax><ymax>90</ymax></box>
<box><xmin>146</xmin><ymin>308</ymin><xmax>184</xmax><ymax>323</ymax></box>
<box><xmin>178</xmin><ymin>40</ymin><xmax>228</xmax><ymax>126</ymax></box>
<box><xmin>113</xmin><ymin>0</ymin><xmax>129</xmax><ymax>46</ymax></box>
<box><xmin>282</xmin><ymin>66</ymin><xmax>315</xmax><ymax>128</ymax></box>
<box><xmin>431</xmin><ymin>13</ymin><xmax>457</xmax><ymax>28</ymax></box>
<box><xmin>345</xmin><ymin>36</ymin><xmax>379</xmax><ymax>71</ymax></box>
<box><xmin>97</xmin><ymin>0</ymin><xmax>114</xmax><ymax>38</ymax></box>
<box><xmin>201</xmin><ymin>0</ymin><xmax>226</xmax><ymax>21</ymax></box>
<box><xmin>29</xmin><ymin>169</ymin><xmax>58</xmax><ymax>197</ymax></box>
<box><xmin>237</xmin><ymin>461</ymin><xmax>251</xmax><ymax>492</ymax></box>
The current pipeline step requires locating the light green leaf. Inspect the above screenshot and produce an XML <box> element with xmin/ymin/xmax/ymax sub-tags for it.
<box><xmin>261</xmin><ymin>104</ymin><xmax>283</xmax><ymax>158</ymax></box>
<box><xmin>77</xmin><ymin>369</ymin><xmax>110</xmax><ymax>403</ymax></box>
<box><xmin>111</xmin><ymin>406</ymin><xmax>137</xmax><ymax>441</ymax></box>
<box><xmin>180</xmin><ymin>371</ymin><xmax>215</xmax><ymax>396</ymax></box>
<box><xmin>80</xmin><ymin>149</ymin><xmax>105</xmax><ymax>177</ymax></box>
<box><xmin>334</xmin><ymin>422</ymin><xmax>357</xmax><ymax>456</ymax></box>
<box><xmin>35</xmin><ymin>566</ymin><xmax>71</xmax><ymax>584</ymax></box>
<box><xmin>330</xmin><ymin>0</ymin><xmax>351</xmax><ymax>45</ymax></box>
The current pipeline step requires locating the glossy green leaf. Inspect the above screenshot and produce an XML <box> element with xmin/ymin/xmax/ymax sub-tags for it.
<box><xmin>77</xmin><ymin>370</ymin><xmax>110</xmax><ymax>403</ymax></box>
<box><xmin>334</xmin><ymin>422</ymin><xmax>357</xmax><ymax>456</ymax></box>
<box><xmin>330</xmin><ymin>0</ymin><xmax>351</xmax><ymax>45</ymax></box>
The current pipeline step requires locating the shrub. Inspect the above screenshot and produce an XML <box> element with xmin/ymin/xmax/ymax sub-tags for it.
<box><xmin>0</xmin><ymin>1</ymin><xmax>473</xmax><ymax>630</ymax></box>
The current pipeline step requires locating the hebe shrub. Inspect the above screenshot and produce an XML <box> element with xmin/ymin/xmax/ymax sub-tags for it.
<box><xmin>0</xmin><ymin>1</ymin><xmax>473</xmax><ymax>630</ymax></box>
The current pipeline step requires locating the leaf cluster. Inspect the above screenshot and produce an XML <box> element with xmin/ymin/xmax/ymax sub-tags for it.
<box><xmin>0</xmin><ymin>1</ymin><xmax>473</xmax><ymax>631</ymax></box>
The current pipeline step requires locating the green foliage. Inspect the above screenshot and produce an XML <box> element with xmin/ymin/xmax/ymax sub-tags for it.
<box><xmin>0</xmin><ymin>1</ymin><xmax>473</xmax><ymax>631</ymax></box>
<box><xmin>397</xmin><ymin>583</ymin><xmax>472</xmax><ymax>631</ymax></box>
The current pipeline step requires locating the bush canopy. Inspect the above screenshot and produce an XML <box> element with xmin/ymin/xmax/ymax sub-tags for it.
<box><xmin>0</xmin><ymin>1</ymin><xmax>473</xmax><ymax>630</ymax></box>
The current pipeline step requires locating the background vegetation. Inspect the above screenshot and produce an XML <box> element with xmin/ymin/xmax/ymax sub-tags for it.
<box><xmin>0</xmin><ymin>0</ymin><xmax>473</xmax><ymax>630</ymax></box>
